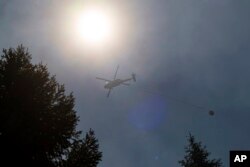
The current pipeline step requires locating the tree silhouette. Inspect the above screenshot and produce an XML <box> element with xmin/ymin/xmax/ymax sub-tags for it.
<box><xmin>0</xmin><ymin>46</ymin><xmax>102</xmax><ymax>167</ymax></box>
<box><xmin>64</xmin><ymin>129</ymin><xmax>102</xmax><ymax>167</ymax></box>
<box><xmin>179</xmin><ymin>134</ymin><xmax>222</xmax><ymax>167</ymax></box>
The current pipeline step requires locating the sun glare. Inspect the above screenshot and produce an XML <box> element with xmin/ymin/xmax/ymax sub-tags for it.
<box><xmin>74</xmin><ymin>7</ymin><xmax>114</xmax><ymax>46</ymax></box>
<box><xmin>59</xmin><ymin>3</ymin><xmax>127</xmax><ymax>60</ymax></box>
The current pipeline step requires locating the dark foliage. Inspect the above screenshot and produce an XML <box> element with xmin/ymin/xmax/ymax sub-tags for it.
<box><xmin>64</xmin><ymin>129</ymin><xmax>102</xmax><ymax>167</ymax></box>
<box><xmin>179</xmin><ymin>133</ymin><xmax>222</xmax><ymax>167</ymax></box>
<box><xmin>0</xmin><ymin>46</ymin><xmax>102</xmax><ymax>167</ymax></box>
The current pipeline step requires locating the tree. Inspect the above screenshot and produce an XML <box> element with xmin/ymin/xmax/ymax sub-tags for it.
<box><xmin>64</xmin><ymin>129</ymin><xmax>102</xmax><ymax>167</ymax></box>
<box><xmin>0</xmin><ymin>46</ymin><xmax>102</xmax><ymax>167</ymax></box>
<box><xmin>179</xmin><ymin>134</ymin><xmax>222</xmax><ymax>167</ymax></box>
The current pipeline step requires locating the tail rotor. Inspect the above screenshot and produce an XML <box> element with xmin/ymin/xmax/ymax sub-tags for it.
<box><xmin>132</xmin><ymin>73</ymin><xmax>136</xmax><ymax>82</ymax></box>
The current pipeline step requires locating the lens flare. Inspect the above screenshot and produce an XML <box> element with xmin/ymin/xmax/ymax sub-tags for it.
<box><xmin>128</xmin><ymin>96</ymin><xmax>167</xmax><ymax>131</ymax></box>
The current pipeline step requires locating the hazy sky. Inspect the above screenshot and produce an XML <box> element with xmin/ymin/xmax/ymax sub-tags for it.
<box><xmin>1</xmin><ymin>0</ymin><xmax>250</xmax><ymax>166</ymax></box>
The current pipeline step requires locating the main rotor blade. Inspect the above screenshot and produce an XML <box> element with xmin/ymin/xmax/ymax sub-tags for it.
<box><xmin>113</xmin><ymin>65</ymin><xmax>119</xmax><ymax>80</ymax></box>
<box><xmin>107</xmin><ymin>89</ymin><xmax>112</xmax><ymax>97</ymax></box>
<box><xmin>96</xmin><ymin>77</ymin><xmax>111</xmax><ymax>82</ymax></box>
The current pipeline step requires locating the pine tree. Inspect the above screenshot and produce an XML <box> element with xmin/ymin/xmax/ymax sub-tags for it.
<box><xmin>0</xmin><ymin>45</ymin><xmax>102</xmax><ymax>167</ymax></box>
<box><xmin>64</xmin><ymin>129</ymin><xmax>102</xmax><ymax>167</ymax></box>
<box><xmin>179</xmin><ymin>134</ymin><xmax>222</xmax><ymax>167</ymax></box>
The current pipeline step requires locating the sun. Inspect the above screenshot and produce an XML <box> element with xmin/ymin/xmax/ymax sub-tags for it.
<box><xmin>74</xmin><ymin>7</ymin><xmax>114</xmax><ymax>46</ymax></box>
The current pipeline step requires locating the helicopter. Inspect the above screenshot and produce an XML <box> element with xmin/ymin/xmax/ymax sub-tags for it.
<box><xmin>96</xmin><ymin>65</ymin><xmax>136</xmax><ymax>97</ymax></box>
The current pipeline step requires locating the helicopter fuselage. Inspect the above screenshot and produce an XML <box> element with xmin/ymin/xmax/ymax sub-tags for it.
<box><xmin>104</xmin><ymin>79</ymin><xmax>123</xmax><ymax>89</ymax></box>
